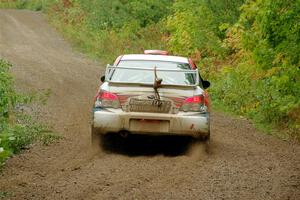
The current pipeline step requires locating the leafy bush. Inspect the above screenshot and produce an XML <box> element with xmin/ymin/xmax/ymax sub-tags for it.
<box><xmin>166</xmin><ymin>0</ymin><xmax>245</xmax><ymax>59</ymax></box>
<box><xmin>0</xmin><ymin>59</ymin><xmax>58</xmax><ymax>166</ymax></box>
<box><xmin>46</xmin><ymin>0</ymin><xmax>170</xmax><ymax>63</ymax></box>
<box><xmin>212</xmin><ymin>0</ymin><xmax>300</xmax><ymax>139</ymax></box>
<box><xmin>0</xmin><ymin>0</ymin><xmax>55</xmax><ymax>10</ymax></box>
<box><xmin>0</xmin><ymin>60</ymin><xmax>15</xmax><ymax>129</ymax></box>
<box><xmin>72</xmin><ymin>0</ymin><xmax>172</xmax><ymax>30</ymax></box>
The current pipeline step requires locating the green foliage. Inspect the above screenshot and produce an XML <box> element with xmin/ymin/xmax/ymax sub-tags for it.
<box><xmin>0</xmin><ymin>0</ymin><xmax>17</xmax><ymax>8</ymax></box>
<box><xmin>0</xmin><ymin>0</ymin><xmax>55</xmax><ymax>10</ymax></box>
<box><xmin>166</xmin><ymin>0</ymin><xmax>245</xmax><ymax>60</ymax></box>
<box><xmin>0</xmin><ymin>191</ymin><xmax>12</xmax><ymax>199</ymax></box>
<box><xmin>75</xmin><ymin>0</ymin><xmax>172</xmax><ymax>30</ymax></box>
<box><xmin>0</xmin><ymin>59</ymin><xmax>14</xmax><ymax>128</ymax></box>
<box><xmin>240</xmin><ymin>0</ymin><xmax>300</xmax><ymax>69</ymax></box>
<box><xmin>0</xmin><ymin>115</ymin><xmax>53</xmax><ymax>163</ymax></box>
<box><xmin>212</xmin><ymin>0</ymin><xmax>300</xmax><ymax>139</ymax></box>
<box><xmin>0</xmin><ymin>59</ymin><xmax>59</xmax><ymax>166</ymax></box>
<box><xmin>166</xmin><ymin>3</ymin><xmax>222</xmax><ymax>57</ymax></box>
<box><xmin>46</xmin><ymin>0</ymin><xmax>170</xmax><ymax>63</ymax></box>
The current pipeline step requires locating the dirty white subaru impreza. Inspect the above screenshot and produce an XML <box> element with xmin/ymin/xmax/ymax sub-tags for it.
<box><xmin>91</xmin><ymin>50</ymin><xmax>210</xmax><ymax>147</ymax></box>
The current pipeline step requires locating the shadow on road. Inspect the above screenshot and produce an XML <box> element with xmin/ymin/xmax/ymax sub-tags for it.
<box><xmin>99</xmin><ymin>133</ymin><xmax>196</xmax><ymax>157</ymax></box>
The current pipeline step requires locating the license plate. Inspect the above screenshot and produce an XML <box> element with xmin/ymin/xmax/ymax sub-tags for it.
<box><xmin>129</xmin><ymin>98</ymin><xmax>171</xmax><ymax>113</ymax></box>
<box><xmin>130</xmin><ymin>119</ymin><xmax>170</xmax><ymax>133</ymax></box>
<box><xmin>140</xmin><ymin>119</ymin><xmax>161</xmax><ymax>123</ymax></box>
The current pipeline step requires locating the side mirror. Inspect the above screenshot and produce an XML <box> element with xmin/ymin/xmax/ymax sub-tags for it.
<box><xmin>100</xmin><ymin>75</ymin><xmax>105</xmax><ymax>82</ymax></box>
<box><xmin>202</xmin><ymin>80</ymin><xmax>210</xmax><ymax>89</ymax></box>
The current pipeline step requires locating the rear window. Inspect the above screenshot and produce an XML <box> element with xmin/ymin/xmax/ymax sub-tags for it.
<box><xmin>108</xmin><ymin>60</ymin><xmax>197</xmax><ymax>86</ymax></box>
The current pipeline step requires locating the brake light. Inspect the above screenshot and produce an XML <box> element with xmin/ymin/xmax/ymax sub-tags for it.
<box><xmin>184</xmin><ymin>96</ymin><xmax>202</xmax><ymax>103</ymax></box>
<box><xmin>180</xmin><ymin>95</ymin><xmax>207</xmax><ymax>112</ymax></box>
<box><xmin>100</xmin><ymin>91</ymin><xmax>118</xmax><ymax>100</ymax></box>
<box><xmin>94</xmin><ymin>90</ymin><xmax>120</xmax><ymax>108</ymax></box>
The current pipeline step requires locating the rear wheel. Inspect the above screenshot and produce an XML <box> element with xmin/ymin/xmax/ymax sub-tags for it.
<box><xmin>204</xmin><ymin>132</ymin><xmax>210</xmax><ymax>154</ymax></box>
<box><xmin>194</xmin><ymin>132</ymin><xmax>210</xmax><ymax>155</ymax></box>
<box><xmin>91</xmin><ymin>125</ymin><xmax>102</xmax><ymax>152</ymax></box>
<box><xmin>200</xmin><ymin>133</ymin><xmax>210</xmax><ymax>141</ymax></box>
<box><xmin>204</xmin><ymin>122</ymin><xmax>211</xmax><ymax>154</ymax></box>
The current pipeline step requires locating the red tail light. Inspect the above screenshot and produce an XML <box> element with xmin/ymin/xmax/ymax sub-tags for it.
<box><xmin>184</xmin><ymin>96</ymin><xmax>202</xmax><ymax>103</ymax></box>
<box><xmin>100</xmin><ymin>91</ymin><xmax>118</xmax><ymax>100</ymax></box>
<box><xmin>94</xmin><ymin>90</ymin><xmax>120</xmax><ymax>108</ymax></box>
<box><xmin>180</xmin><ymin>95</ymin><xmax>208</xmax><ymax>112</ymax></box>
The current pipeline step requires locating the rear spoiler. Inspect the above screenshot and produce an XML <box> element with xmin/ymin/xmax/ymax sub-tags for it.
<box><xmin>105</xmin><ymin>65</ymin><xmax>199</xmax><ymax>87</ymax></box>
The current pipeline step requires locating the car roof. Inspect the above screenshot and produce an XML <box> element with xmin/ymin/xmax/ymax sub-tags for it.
<box><xmin>121</xmin><ymin>54</ymin><xmax>189</xmax><ymax>63</ymax></box>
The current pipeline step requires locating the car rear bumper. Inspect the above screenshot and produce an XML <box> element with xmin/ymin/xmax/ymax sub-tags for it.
<box><xmin>92</xmin><ymin>108</ymin><xmax>209</xmax><ymax>137</ymax></box>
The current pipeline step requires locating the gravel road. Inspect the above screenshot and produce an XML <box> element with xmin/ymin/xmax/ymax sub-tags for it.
<box><xmin>0</xmin><ymin>9</ymin><xmax>299</xmax><ymax>200</ymax></box>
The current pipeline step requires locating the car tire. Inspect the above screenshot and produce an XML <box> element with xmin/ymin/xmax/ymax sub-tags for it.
<box><xmin>195</xmin><ymin>132</ymin><xmax>210</xmax><ymax>154</ymax></box>
<box><xmin>91</xmin><ymin>125</ymin><xmax>102</xmax><ymax>151</ymax></box>
<box><xmin>204</xmin><ymin>132</ymin><xmax>210</xmax><ymax>154</ymax></box>
<box><xmin>201</xmin><ymin>133</ymin><xmax>210</xmax><ymax>141</ymax></box>
<box><xmin>196</xmin><ymin>132</ymin><xmax>210</xmax><ymax>141</ymax></box>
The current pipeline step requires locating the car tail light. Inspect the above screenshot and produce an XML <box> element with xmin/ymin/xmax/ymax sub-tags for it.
<box><xmin>180</xmin><ymin>95</ymin><xmax>208</xmax><ymax>112</ymax></box>
<box><xmin>94</xmin><ymin>90</ymin><xmax>120</xmax><ymax>108</ymax></box>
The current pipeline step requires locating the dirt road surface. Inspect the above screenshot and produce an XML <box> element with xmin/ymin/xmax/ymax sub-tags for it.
<box><xmin>0</xmin><ymin>10</ymin><xmax>299</xmax><ymax>200</ymax></box>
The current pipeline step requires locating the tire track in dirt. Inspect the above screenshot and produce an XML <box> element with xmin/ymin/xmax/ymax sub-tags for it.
<box><xmin>0</xmin><ymin>10</ymin><xmax>299</xmax><ymax>200</ymax></box>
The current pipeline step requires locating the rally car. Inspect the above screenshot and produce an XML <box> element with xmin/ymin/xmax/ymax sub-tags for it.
<box><xmin>91</xmin><ymin>50</ymin><xmax>210</xmax><ymax>147</ymax></box>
